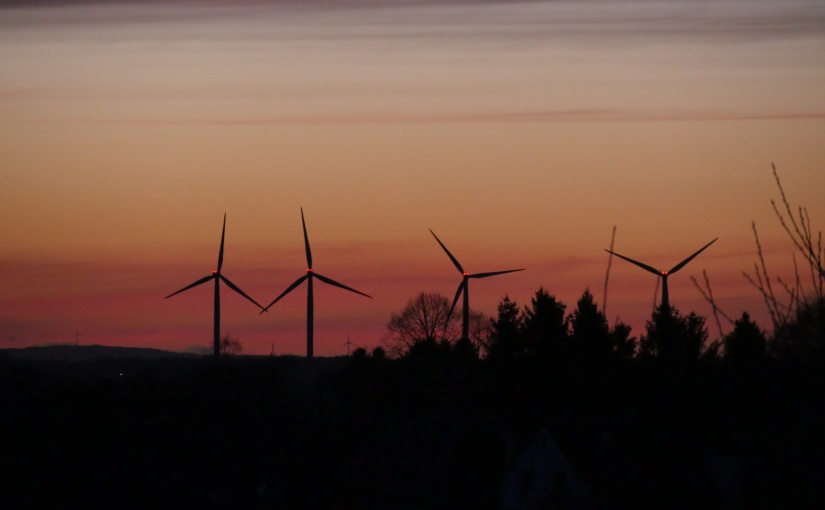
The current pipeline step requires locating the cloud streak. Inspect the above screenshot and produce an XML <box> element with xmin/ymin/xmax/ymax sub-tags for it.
<box><xmin>2</xmin><ymin>0</ymin><xmax>823</xmax><ymax>45</ymax></box>
<box><xmin>4</xmin><ymin>0</ymin><xmax>821</xmax><ymax>129</ymax></box>
<box><xmin>93</xmin><ymin>109</ymin><xmax>825</xmax><ymax>127</ymax></box>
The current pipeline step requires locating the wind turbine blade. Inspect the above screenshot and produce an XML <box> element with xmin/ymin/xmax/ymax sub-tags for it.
<box><xmin>429</xmin><ymin>229</ymin><xmax>464</xmax><ymax>274</ymax></box>
<box><xmin>668</xmin><ymin>237</ymin><xmax>718</xmax><ymax>274</ymax></box>
<box><xmin>262</xmin><ymin>275</ymin><xmax>309</xmax><ymax>311</ymax></box>
<box><xmin>605</xmin><ymin>250</ymin><xmax>662</xmax><ymax>276</ymax></box>
<box><xmin>301</xmin><ymin>208</ymin><xmax>312</xmax><ymax>269</ymax></box>
<box><xmin>165</xmin><ymin>274</ymin><xmax>214</xmax><ymax>299</ymax></box>
<box><xmin>219</xmin><ymin>274</ymin><xmax>265</xmax><ymax>310</ymax></box>
<box><xmin>448</xmin><ymin>281</ymin><xmax>464</xmax><ymax>322</ymax></box>
<box><xmin>313</xmin><ymin>272</ymin><xmax>372</xmax><ymax>298</ymax></box>
<box><xmin>470</xmin><ymin>268</ymin><xmax>525</xmax><ymax>279</ymax></box>
<box><xmin>217</xmin><ymin>213</ymin><xmax>226</xmax><ymax>272</ymax></box>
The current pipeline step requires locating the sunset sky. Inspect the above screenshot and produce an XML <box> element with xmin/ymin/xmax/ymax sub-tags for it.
<box><xmin>2</xmin><ymin>0</ymin><xmax>824</xmax><ymax>356</ymax></box>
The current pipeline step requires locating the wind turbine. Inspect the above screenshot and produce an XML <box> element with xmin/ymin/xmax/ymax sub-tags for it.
<box><xmin>263</xmin><ymin>208</ymin><xmax>371</xmax><ymax>359</ymax></box>
<box><xmin>165</xmin><ymin>213</ymin><xmax>264</xmax><ymax>357</ymax></box>
<box><xmin>605</xmin><ymin>238</ymin><xmax>718</xmax><ymax>312</ymax></box>
<box><xmin>429</xmin><ymin>229</ymin><xmax>525</xmax><ymax>341</ymax></box>
<box><xmin>343</xmin><ymin>334</ymin><xmax>355</xmax><ymax>356</ymax></box>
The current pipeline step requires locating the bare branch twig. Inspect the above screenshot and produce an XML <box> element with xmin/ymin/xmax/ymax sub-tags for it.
<box><xmin>652</xmin><ymin>277</ymin><xmax>660</xmax><ymax>315</ymax></box>
<box><xmin>603</xmin><ymin>225</ymin><xmax>616</xmax><ymax>317</ymax></box>
<box><xmin>691</xmin><ymin>270</ymin><xmax>734</xmax><ymax>339</ymax></box>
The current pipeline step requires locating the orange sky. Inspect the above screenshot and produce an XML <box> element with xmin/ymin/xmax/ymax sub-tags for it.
<box><xmin>2</xmin><ymin>0</ymin><xmax>824</xmax><ymax>355</ymax></box>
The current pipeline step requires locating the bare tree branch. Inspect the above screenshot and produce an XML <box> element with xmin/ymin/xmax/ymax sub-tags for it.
<box><xmin>691</xmin><ymin>270</ymin><xmax>733</xmax><ymax>339</ymax></box>
<box><xmin>382</xmin><ymin>292</ymin><xmax>463</xmax><ymax>357</ymax></box>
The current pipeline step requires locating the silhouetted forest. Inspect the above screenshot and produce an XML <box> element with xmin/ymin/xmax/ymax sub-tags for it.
<box><xmin>2</xmin><ymin>285</ymin><xmax>825</xmax><ymax>509</ymax></box>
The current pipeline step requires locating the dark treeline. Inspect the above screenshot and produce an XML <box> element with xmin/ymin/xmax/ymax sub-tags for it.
<box><xmin>2</xmin><ymin>286</ymin><xmax>825</xmax><ymax>509</ymax></box>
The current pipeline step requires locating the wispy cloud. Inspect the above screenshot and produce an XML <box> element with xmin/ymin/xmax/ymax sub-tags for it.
<box><xmin>95</xmin><ymin>109</ymin><xmax>825</xmax><ymax>127</ymax></box>
<box><xmin>2</xmin><ymin>0</ymin><xmax>823</xmax><ymax>44</ymax></box>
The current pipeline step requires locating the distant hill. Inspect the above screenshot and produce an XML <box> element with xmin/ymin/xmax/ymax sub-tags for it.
<box><xmin>0</xmin><ymin>345</ymin><xmax>352</xmax><ymax>385</ymax></box>
<box><xmin>1</xmin><ymin>344</ymin><xmax>200</xmax><ymax>362</ymax></box>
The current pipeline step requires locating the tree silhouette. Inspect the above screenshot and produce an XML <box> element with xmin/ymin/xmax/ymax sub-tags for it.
<box><xmin>487</xmin><ymin>294</ymin><xmax>526</xmax><ymax>360</ymax></box>
<box><xmin>723</xmin><ymin>312</ymin><xmax>766</xmax><ymax>365</ymax></box>
<box><xmin>769</xmin><ymin>296</ymin><xmax>825</xmax><ymax>361</ymax></box>
<box><xmin>791</xmin><ymin>296</ymin><xmax>825</xmax><ymax>350</ymax></box>
<box><xmin>523</xmin><ymin>287</ymin><xmax>568</xmax><ymax>357</ymax></box>
<box><xmin>568</xmin><ymin>289</ymin><xmax>638</xmax><ymax>361</ymax></box>
<box><xmin>610</xmin><ymin>320</ymin><xmax>637</xmax><ymax>359</ymax></box>
<box><xmin>384</xmin><ymin>292</ymin><xmax>460</xmax><ymax>356</ymax></box>
<box><xmin>453</xmin><ymin>336</ymin><xmax>479</xmax><ymax>361</ymax></box>
<box><xmin>219</xmin><ymin>335</ymin><xmax>243</xmax><ymax>356</ymax></box>
<box><xmin>371</xmin><ymin>346</ymin><xmax>387</xmax><ymax>360</ymax></box>
<box><xmin>639</xmin><ymin>306</ymin><xmax>708</xmax><ymax>362</ymax></box>
<box><xmin>383</xmin><ymin>292</ymin><xmax>468</xmax><ymax>357</ymax></box>
<box><xmin>405</xmin><ymin>337</ymin><xmax>455</xmax><ymax>361</ymax></box>
<box><xmin>466</xmin><ymin>309</ymin><xmax>493</xmax><ymax>356</ymax></box>
<box><xmin>569</xmin><ymin>289</ymin><xmax>611</xmax><ymax>358</ymax></box>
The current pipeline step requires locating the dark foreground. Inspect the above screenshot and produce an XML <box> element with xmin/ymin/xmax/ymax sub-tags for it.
<box><xmin>2</xmin><ymin>346</ymin><xmax>825</xmax><ymax>509</ymax></box>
